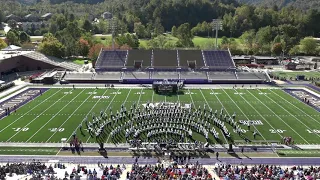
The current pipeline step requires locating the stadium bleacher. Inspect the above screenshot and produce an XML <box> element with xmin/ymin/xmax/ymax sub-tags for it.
<box><xmin>208</xmin><ymin>72</ymin><xmax>237</xmax><ymax>80</ymax></box>
<box><xmin>123</xmin><ymin>72</ymin><xmax>150</xmax><ymax>79</ymax></box>
<box><xmin>95</xmin><ymin>50</ymin><xmax>128</xmax><ymax>69</ymax></box>
<box><xmin>178</xmin><ymin>50</ymin><xmax>204</xmax><ymax>69</ymax></box>
<box><xmin>64</xmin><ymin>72</ymin><xmax>95</xmax><ymax>80</ymax></box>
<box><xmin>95</xmin><ymin>72</ymin><xmax>122</xmax><ymax>80</ymax></box>
<box><xmin>152</xmin><ymin>72</ymin><xmax>179</xmax><ymax>80</ymax></box>
<box><xmin>180</xmin><ymin>71</ymin><xmax>207</xmax><ymax>79</ymax></box>
<box><xmin>153</xmin><ymin>50</ymin><xmax>178</xmax><ymax>68</ymax></box>
<box><xmin>126</xmin><ymin>50</ymin><xmax>152</xmax><ymax>69</ymax></box>
<box><xmin>236</xmin><ymin>72</ymin><xmax>268</xmax><ymax>80</ymax></box>
<box><xmin>203</xmin><ymin>50</ymin><xmax>235</xmax><ymax>70</ymax></box>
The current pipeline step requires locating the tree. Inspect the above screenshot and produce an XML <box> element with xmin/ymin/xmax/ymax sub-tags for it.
<box><xmin>7</xmin><ymin>19</ymin><xmax>17</xmax><ymax>29</ymax></box>
<box><xmin>6</xmin><ymin>31</ymin><xmax>19</xmax><ymax>45</ymax></box>
<box><xmin>148</xmin><ymin>35</ymin><xmax>167</xmax><ymax>49</ymax></box>
<box><xmin>271</xmin><ymin>43</ymin><xmax>282</xmax><ymax>56</ymax></box>
<box><xmin>39</xmin><ymin>36</ymin><xmax>65</xmax><ymax>58</ymax></box>
<box><xmin>220</xmin><ymin>36</ymin><xmax>229</xmax><ymax>46</ymax></box>
<box><xmin>0</xmin><ymin>39</ymin><xmax>7</xmax><ymax>49</ymax></box>
<box><xmin>82</xmin><ymin>19</ymin><xmax>93</xmax><ymax>32</ymax></box>
<box><xmin>134</xmin><ymin>22</ymin><xmax>146</xmax><ymax>39</ymax></box>
<box><xmin>256</xmin><ymin>26</ymin><xmax>273</xmax><ymax>54</ymax></box>
<box><xmin>78</xmin><ymin>38</ymin><xmax>90</xmax><ymax>57</ymax></box>
<box><xmin>300</xmin><ymin>37</ymin><xmax>317</xmax><ymax>55</ymax></box>
<box><xmin>171</xmin><ymin>26</ymin><xmax>177</xmax><ymax>37</ymax></box>
<box><xmin>240</xmin><ymin>30</ymin><xmax>256</xmax><ymax>55</ymax></box>
<box><xmin>153</xmin><ymin>18</ymin><xmax>164</xmax><ymax>36</ymax></box>
<box><xmin>176</xmin><ymin>23</ymin><xmax>194</xmax><ymax>47</ymax></box>
<box><xmin>289</xmin><ymin>45</ymin><xmax>300</xmax><ymax>56</ymax></box>
<box><xmin>19</xmin><ymin>31</ymin><xmax>30</xmax><ymax>44</ymax></box>
<box><xmin>116</xmin><ymin>34</ymin><xmax>139</xmax><ymax>48</ymax></box>
<box><xmin>88</xmin><ymin>43</ymin><xmax>105</xmax><ymax>60</ymax></box>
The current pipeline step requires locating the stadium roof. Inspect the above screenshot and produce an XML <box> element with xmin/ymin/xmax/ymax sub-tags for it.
<box><xmin>1</xmin><ymin>45</ymin><xmax>21</xmax><ymax>51</ymax></box>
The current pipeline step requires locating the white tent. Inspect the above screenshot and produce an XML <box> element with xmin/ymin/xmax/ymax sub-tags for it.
<box><xmin>1</xmin><ymin>45</ymin><xmax>21</xmax><ymax>51</ymax></box>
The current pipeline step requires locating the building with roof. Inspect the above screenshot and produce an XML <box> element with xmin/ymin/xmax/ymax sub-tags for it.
<box><xmin>41</xmin><ymin>13</ymin><xmax>52</xmax><ymax>21</ymax></box>
<box><xmin>24</xmin><ymin>14</ymin><xmax>39</xmax><ymax>22</ymax></box>
<box><xmin>5</xmin><ymin>14</ymin><xmax>21</xmax><ymax>22</ymax></box>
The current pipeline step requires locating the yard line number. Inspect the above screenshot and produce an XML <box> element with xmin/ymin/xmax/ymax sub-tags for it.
<box><xmin>234</xmin><ymin>92</ymin><xmax>245</xmax><ymax>95</ymax></box>
<box><xmin>210</xmin><ymin>92</ymin><xmax>221</xmax><ymax>95</ymax></box>
<box><xmin>269</xmin><ymin>129</ymin><xmax>286</xmax><ymax>134</ymax></box>
<box><xmin>307</xmin><ymin>129</ymin><xmax>320</xmax><ymax>134</ymax></box>
<box><xmin>111</xmin><ymin>92</ymin><xmax>121</xmax><ymax>95</ymax></box>
<box><xmin>49</xmin><ymin>128</ymin><xmax>65</xmax><ymax>132</ymax></box>
<box><xmin>135</xmin><ymin>92</ymin><xmax>145</xmax><ymax>95</ymax></box>
<box><xmin>13</xmin><ymin>128</ymin><xmax>29</xmax><ymax>132</ymax></box>
<box><xmin>185</xmin><ymin>92</ymin><xmax>196</xmax><ymax>95</ymax></box>
<box><xmin>87</xmin><ymin>92</ymin><xmax>97</xmax><ymax>95</ymax></box>
<box><xmin>64</xmin><ymin>92</ymin><xmax>73</xmax><ymax>94</ymax></box>
<box><xmin>93</xmin><ymin>96</ymin><xmax>109</xmax><ymax>99</ymax></box>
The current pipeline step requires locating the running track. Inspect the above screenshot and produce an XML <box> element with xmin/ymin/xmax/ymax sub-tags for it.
<box><xmin>1</xmin><ymin>156</ymin><xmax>320</xmax><ymax>165</ymax></box>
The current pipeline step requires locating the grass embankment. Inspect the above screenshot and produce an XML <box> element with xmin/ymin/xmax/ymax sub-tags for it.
<box><xmin>277</xmin><ymin>150</ymin><xmax>320</xmax><ymax>157</ymax></box>
<box><xmin>0</xmin><ymin>147</ymin><xmax>58</xmax><ymax>155</ymax></box>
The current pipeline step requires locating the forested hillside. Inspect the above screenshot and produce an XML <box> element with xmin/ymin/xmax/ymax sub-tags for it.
<box><xmin>0</xmin><ymin>0</ymin><xmax>320</xmax><ymax>57</ymax></box>
<box><xmin>238</xmin><ymin>0</ymin><xmax>320</xmax><ymax>10</ymax></box>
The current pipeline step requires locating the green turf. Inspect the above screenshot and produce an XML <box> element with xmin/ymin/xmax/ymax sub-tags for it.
<box><xmin>277</xmin><ymin>150</ymin><xmax>320</xmax><ymax>157</ymax></box>
<box><xmin>0</xmin><ymin>87</ymin><xmax>319</xmax><ymax>145</ymax></box>
<box><xmin>271</xmin><ymin>71</ymin><xmax>320</xmax><ymax>79</ymax></box>
<box><xmin>0</xmin><ymin>147</ymin><xmax>58</xmax><ymax>155</ymax></box>
<box><xmin>72</xmin><ymin>59</ymin><xmax>92</xmax><ymax>65</ymax></box>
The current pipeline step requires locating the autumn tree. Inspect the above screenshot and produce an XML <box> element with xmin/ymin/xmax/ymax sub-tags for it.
<box><xmin>78</xmin><ymin>38</ymin><xmax>90</xmax><ymax>57</ymax></box>
<box><xmin>88</xmin><ymin>43</ymin><xmax>105</xmax><ymax>60</ymax></box>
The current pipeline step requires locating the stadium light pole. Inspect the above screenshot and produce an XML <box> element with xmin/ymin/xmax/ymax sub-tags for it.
<box><xmin>212</xmin><ymin>19</ymin><xmax>222</xmax><ymax>50</ymax></box>
<box><xmin>108</xmin><ymin>17</ymin><xmax>117</xmax><ymax>50</ymax></box>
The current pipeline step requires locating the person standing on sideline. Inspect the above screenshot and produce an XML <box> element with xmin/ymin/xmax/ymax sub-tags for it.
<box><xmin>216</xmin><ymin>152</ymin><xmax>219</xmax><ymax>160</ymax></box>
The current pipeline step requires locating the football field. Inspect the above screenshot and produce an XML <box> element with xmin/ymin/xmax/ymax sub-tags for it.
<box><xmin>0</xmin><ymin>87</ymin><xmax>319</xmax><ymax>145</ymax></box>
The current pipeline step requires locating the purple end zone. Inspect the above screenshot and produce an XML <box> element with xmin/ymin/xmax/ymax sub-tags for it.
<box><xmin>0</xmin><ymin>88</ymin><xmax>50</xmax><ymax>120</ymax></box>
<box><xmin>284</xmin><ymin>88</ymin><xmax>320</xmax><ymax>112</ymax></box>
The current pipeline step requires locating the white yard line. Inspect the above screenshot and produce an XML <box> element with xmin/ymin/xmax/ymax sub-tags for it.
<box><xmin>151</xmin><ymin>91</ymin><xmax>154</xmax><ymax>103</ymax></box>
<box><xmin>55</xmin><ymin>88</ymin><xmax>104</xmax><ymax>155</ymax></box>
<box><xmin>27</xmin><ymin>89</ymin><xmax>86</xmax><ymax>142</ymax></box>
<box><xmin>6</xmin><ymin>89</ymin><xmax>71</xmax><ymax>142</ymax></box>
<box><xmin>233</xmin><ymin>89</ymin><xmax>283</xmax><ymax>139</ymax></box>
<box><xmin>245</xmin><ymin>89</ymin><xmax>309</xmax><ymax>142</ymax></box>
<box><xmin>253</xmin><ymin>89</ymin><xmax>316</xmax><ymax>143</ymax></box>
<box><xmin>269</xmin><ymin>89</ymin><xmax>320</xmax><ymax>126</ymax></box>
<box><xmin>199</xmin><ymin>89</ymin><xmax>229</xmax><ymax>143</ymax></box>
<box><xmin>0</xmin><ymin>89</ymin><xmax>63</xmax><ymax>133</ymax></box>
<box><xmin>105</xmin><ymin>89</ymin><xmax>141</xmax><ymax>144</ymax></box>
<box><xmin>219</xmin><ymin>87</ymin><xmax>267</xmax><ymax>141</ymax></box>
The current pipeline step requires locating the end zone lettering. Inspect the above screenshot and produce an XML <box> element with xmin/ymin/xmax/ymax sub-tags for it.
<box><xmin>239</xmin><ymin>120</ymin><xmax>263</xmax><ymax>125</ymax></box>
